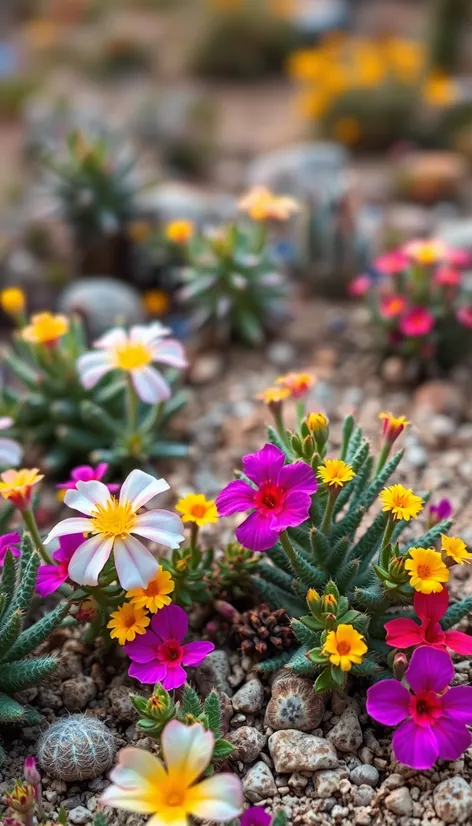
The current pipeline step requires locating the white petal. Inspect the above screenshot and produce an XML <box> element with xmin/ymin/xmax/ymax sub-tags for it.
<box><xmin>0</xmin><ymin>438</ymin><xmax>23</xmax><ymax>467</ymax></box>
<box><xmin>151</xmin><ymin>339</ymin><xmax>187</xmax><ymax>369</ymax></box>
<box><xmin>161</xmin><ymin>721</ymin><xmax>214</xmax><ymax>786</ymax></box>
<box><xmin>133</xmin><ymin>510</ymin><xmax>184</xmax><ymax>549</ymax></box>
<box><xmin>113</xmin><ymin>535</ymin><xmax>159</xmax><ymax>589</ymax></box>
<box><xmin>77</xmin><ymin>352</ymin><xmax>113</xmax><ymax>389</ymax></box>
<box><xmin>189</xmin><ymin>774</ymin><xmax>244</xmax><ymax>822</ymax></box>
<box><xmin>44</xmin><ymin>518</ymin><xmax>92</xmax><ymax>544</ymax></box>
<box><xmin>131</xmin><ymin>366</ymin><xmax>170</xmax><ymax>404</ymax></box>
<box><xmin>68</xmin><ymin>534</ymin><xmax>113</xmax><ymax>586</ymax></box>
<box><xmin>0</xmin><ymin>417</ymin><xmax>14</xmax><ymax>430</ymax></box>
<box><xmin>130</xmin><ymin>322</ymin><xmax>171</xmax><ymax>344</ymax></box>
<box><xmin>93</xmin><ymin>327</ymin><xmax>127</xmax><ymax>350</ymax></box>
<box><xmin>110</xmin><ymin>748</ymin><xmax>166</xmax><ymax>787</ymax></box>
<box><xmin>65</xmin><ymin>480</ymin><xmax>111</xmax><ymax>513</ymax></box>
<box><xmin>119</xmin><ymin>469</ymin><xmax>169</xmax><ymax>510</ymax></box>
<box><xmin>99</xmin><ymin>785</ymin><xmax>157</xmax><ymax>814</ymax></box>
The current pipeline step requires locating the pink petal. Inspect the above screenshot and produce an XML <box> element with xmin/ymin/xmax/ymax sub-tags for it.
<box><xmin>182</xmin><ymin>641</ymin><xmax>215</xmax><ymax>666</ymax></box>
<box><xmin>151</xmin><ymin>339</ymin><xmax>187</xmax><ymax>369</ymax></box>
<box><xmin>113</xmin><ymin>536</ymin><xmax>159</xmax><ymax>590</ymax></box>
<box><xmin>242</xmin><ymin>444</ymin><xmax>285</xmax><ymax>485</ymax></box>
<box><xmin>277</xmin><ymin>461</ymin><xmax>318</xmax><ymax>494</ymax></box>
<box><xmin>132</xmin><ymin>366</ymin><xmax>171</xmax><ymax>404</ymax></box>
<box><xmin>36</xmin><ymin>565</ymin><xmax>68</xmax><ymax>597</ymax></box>
<box><xmin>216</xmin><ymin>480</ymin><xmax>256</xmax><ymax>516</ymax></box>
<box><xmin>236</xmin><ymin>511</ymin><xmax>279</xmax><ymax>552</ymax></box>
<box><xmin>414</xmin><ymin>588</ymin><xmax>448</xmax><ymax>623</ymax></box>
<box><xmin>272</xmin><ymin>490</ymin><xmax>312</xmax><ymax>531</ymax></box>
<box><xmin>68</xmin><ymin>535</ymin><xmax>113</xmax><ymax>586</ymax></box>
<box><xmin>366</xmin><ymin>679</ymin><xmax>410</xmax><ymax>726</ymax></box>
<box><xmin>406</xmin><ymin>647</ymin><xmax>454</xmax><ymax>695</ymax></box>
<box><xmin>128</xmin><ymin>661</ymin><xmax>167</xmax><ymax>684</ymax></box>
<box><xmin>392</xmin><ymin>718</ymin><xmax>439</xmax><ymax>770</ymax></box>
<box><xmin>434</xmin><ymin>718</ymin><xmax>472</xmax><ymax>761</ymax></box>
<box><xmin>441</xmin><ymin>685</ymin><xmax>472</xmax><ymax>723</ymax></box>
<box><xmin>150</xmin><ymin>603</ymin><xmax>188</xmax><ymax>643</ymax></box>
<box><xmin>444</xmin><ymin>630</ymin><xmax>472</xmax><ymax>655</ymax></box>
<box><xmin>125</xmin><ymin>630</ymin><xmax>160</xmax><ymax>664</ymax></box>
<box><xmin>384</xmin><ymin>618</ymin><xmax>423</xmax><ymax>649</ymax></box>
<box><xmin>162</xmin><ymin>663</ymin><xmax>187</xmax><ymax>690</ymax></box>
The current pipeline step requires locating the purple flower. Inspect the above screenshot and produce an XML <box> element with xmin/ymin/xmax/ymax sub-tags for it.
<box><xmin>0</xmin><ymin>531</ymin><xmax>21</xmax><ymax>565</ymax></box>
<box><xmin>216</xmin><ymin>444</ymin><xmax>317</xmax><ymax>552</ymax></box>
<box><xmin>36</xmin><ymin>534</ymin><xmax>84</xmax><ymax>597</ymax></box>
<box><xmin>125</xmin><ymin>604</ymin><xmax>214</xmax><ymax>690</ymax></box>
<box><xmin>429</xmin><ymin>498</ymin><xmax>453</xmax><ymax>526</ymax></box>
<box><xmin>366</xmin><ymin>646</ymin><xmax>472</xmax><ymax>770</ymax></box>
<box><xmin>57</xmin><ymin>463</ymin><xmax>119</xmax><ymax>493</ymax></box>
<box><xmin>241</xmin><ymin>807</ymin><xmax>272</xmax><ymax>826</ymax></box>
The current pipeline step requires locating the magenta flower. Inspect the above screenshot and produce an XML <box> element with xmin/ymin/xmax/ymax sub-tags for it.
<box><xmin>125</xmin><ymin>603</ymin><xmax>214</xmax><ymax>689</ymax></box>
<box><xmin>429</xmin><ymin>498</ymin><xmax>453</xmax><ymax>526</ymax></box>
<box><xmin>216</xmin><ymin>444</ymin><xmax>317</xmax><ymax>552</ymax></box>
<box><xmin>0</xmin><ymin>531</ymin><xmax>21</xmax><ymax>565</ymax></box>
<box><xmin>457</xmin><ymin>306</ymin><xmax>472</xmax><ymax>329</ymax></box>
<box><xmin>366</xmin><ymin>646</ymin><xmax>472</xmax><ymax>769</ymax></box>
<box><xmin>385</xmin><ymin>588</ymin><xmax>472</xmax><ymax>656</ymax></box>
<box><xmin>374</xmin><ymin>251</ymin><xmax>409</xmax><ymax>275</ymax></box>
<box><xmin>348</xmin><ymin>275</ymin><xmax>371</xmax><ymax>296</ymax></box>
<box><xmin>36</xmin><ymin>534</ymin><xmax>84</xmax><ymax>597</ymax></box>
<box><xmin>57</xmin><ymin>463</ymin><xmax>119</xmax><ymax>493</ymax></box>
<box><xmin>241</xmin><ymin>807</ymin><xmax>272</xmax><ymax>826</ymax></box>
<box><xmin>399</xmin><ymin>307</ymin><xmax>434</xmax><ymax>337</ymax></box>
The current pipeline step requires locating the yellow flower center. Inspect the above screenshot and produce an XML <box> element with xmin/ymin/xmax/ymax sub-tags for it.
<box><xmin>113</xmin><ymin>341</ymin><xmax>152</xmax><ymax>371</ymax></box>
<box><xmin>337</xmin><ymin>640</ymin><xmax>351</xmax><ymax>655</ymax></box>
<box><xmin>90</xmin><ymin>498</ymin><xmax>137</xmax><ymax>539</ymax></box>
<box><xmin>417</xmin><ymin>564</ymin><xmax>431</xmax><ymax>579</ymax></box>
<box><xmin>122</xmin><ymin>608</ymin><xmax>138</xmax><ymax>629</ymax></box>
<box><xmin>166</xmin><ymin>789</ymin><xmax>185</xmax><ymax>807</ymax></box>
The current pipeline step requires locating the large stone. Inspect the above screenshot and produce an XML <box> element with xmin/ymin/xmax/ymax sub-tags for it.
<box><xmin>327</xmin><ymin>708</ymin><xmax>363</xmax><ymax>753</ymax></box>
<box><xmin>232</xmin><ymin>679</ymin><xmax>264</xmax><ymax>714</ymax></box>
<box><xmin>58</xmin><ymin>277</ymin><xmax>144</xmax><ymax>338</ymax></box>
<box><xmin>247</xmin><ymin>142</ymin><xmax>349</xmax><ymax>200</ymax></box>
<box><xmin>350</xmin><ymin>765</ymin><xmax>379</xmax><ymax>788</ymax></box>
<box><xmin>433</xmin><ymin>777</ymin><xmax>472</xmax><ymax>824</ymax></box>
<box><xmin>242</xmin><ymin>762</ymin><xmax>277</xmax><ymax>802</ymax></box>
<box><xmin>265</xmin><ymin>676</ymin><xmax>324</xmax><ymax>731</ymax></box>
<box><xmin>228</xmin><ymin>726</ymin><xmax>265</xmax><ymax>763</ymax></box>
<box><xmin>62</xmin><ymin>676</ymin><xmax>97</xmax><ymax>712</ymax></box>
<box><xmin>195</xmin><ymin>650</ymin><xmax>233</xmax><ymax>697</ymax></box>
<box><xmin>268</xmin><ymin>730</ymin><xmax>338</xmax><ymax>773</ymax></box>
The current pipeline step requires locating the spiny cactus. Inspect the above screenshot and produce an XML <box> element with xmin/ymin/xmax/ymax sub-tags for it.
<box><xmin>0</xmin><ymin>534</ymin><xmax>68</xmax><ymax>725</ymax></box>
<box><xmin>37</xmin><ymin>715</ymin><xmax>116</xmax><ymax>781</ymax></box>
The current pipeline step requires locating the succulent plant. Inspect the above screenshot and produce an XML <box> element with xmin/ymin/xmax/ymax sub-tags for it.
<box><xmin>37</xmin><ymin>715</ymin><xmax>116</xmax><ymax>781</ymax></box>
<box><xmin>0</xmin><ymin>534</ymin><xmax>68</xmax><ymax>725</ymax></box>
<box><xmin>231</xmin><ymin>604</ymin><xmax>295</xmax><ymax>661</ymax></box>
<box><xmin>430</xmin><ymin>0</ymin><xmax>470</xmax><ymax>73</ymax></box>
<box><xmin>208</xmin><ymin>543</ymin><xmax>259</xmax><ymax>602</ymax></box>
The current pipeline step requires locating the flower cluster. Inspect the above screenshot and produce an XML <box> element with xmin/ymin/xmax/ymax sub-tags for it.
<box><xmin>349</xmin><ymin>238</ymin><xmax>472</xmax><ymax>368</ymax></box>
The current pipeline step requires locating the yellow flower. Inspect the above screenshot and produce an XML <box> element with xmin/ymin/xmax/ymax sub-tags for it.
<box><xmin>379</xmin><ymin>412</ymin><xmax>410</xmax><ymax>443</ymax></box>
<box><xmin>257</xmin><ymin>386</ymin><xmax>291</xmax><ymax>406</ymax></box>
<box><xmin>403</xmin><ymin>238</ymin><xmax>446</xmax><ymax>266</ymax></box>
<box><xmin>0</xmin><ymin>468</ymin><xmax>43</xmax><ymax>511</ymax></box>
<box><xmin>142</xmin><ymin>289</ymin><xmax>171</xmax><ymax>316</ymax></box>
<box><xmin>126</xmin><ymin>566</ymin><xmax>175</xmax><ymax>613</ymax></box>
<box><xmin>323</xmin><ymin>624</ymin><xmax>367</xmax><ymax>672</ymax></box>
<box><xmin>424</xmin><ymin>73</ymin><xmax>456</xmax><ymax>107</ymax></box>
<box><xmin>287</xmin><ymin>49</ymin><xmax>324</xmax><ymax>81</ymax></box>
<box><xmin>165</xmin><ymin>220</ymin><xmax>194</xmax><ymax>245</ymax></box>
<box><xmin>405</xmin><ymin>547</ymin><xmax>449</xmax><ymax>594</ymax></box>
<box><xmin>1</xmin><ymin>287</ymin><xmax>25</xmax><ymax>316</ymax></box>
<box><xmin>307</xmin><ymin>412</ymin><xmax>329</xmax><ymax>432</ymax></box>
<box><xmin>297</xmin><ymin>89</ymin><xmax>331</xmax><ymax>119</ymax></box>
<box><xmin>379</xmin><ymin>484</ymin><xmax>423</xmax><ymax>521</ymax></box>
<box><xmin>238</xmin><ymin>186</ymin><xmax>299</xmax><ymax>222</ymax></box>
<box><xmin>107</xmin><ymin>602</ymin><xmax>150</xmax><ymax>646</ymax></box>
<box><xmin>176</xmin><ymin>494</ymin><xmax>218</xmax><ymax>527</ymax></box>
<box><xmin>99</xmin><ymin>720</ymin><xmax>243</xmax><ymax>825</ymax></box>
<box><xmin>322</xmin><ymin>593</ymin><xmax>337</xmax><ymax>609</ymax></box>
<box><xmin>317</xmin><ymin>459</ymin><xmax>356</xmax><ymax>489</ymax></box>
<box><xmin>441</xmin><ymin>535</ymin><xmax>472</xmax><ymax>565</ymax></box>
<box><xmin>332</xmin><ymin>117</ymin><xmax>362</xmax><ymax>146</ymax></box>
<box><xmin>276</xmin><ymin>372</ymin><xmax>315</xmax><ymax>399</ymax></box>
<box><xmin>22</xmin><ymin>312</ymin><xmax>69</xmax><ymax>345</ymax></box>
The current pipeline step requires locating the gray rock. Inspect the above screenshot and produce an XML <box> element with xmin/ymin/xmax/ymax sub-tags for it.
<box><xmin>350</xmin><ymin>765</ymin><xmax>379</xmax><ymax>788</ymax></box>
<box><xmin>108</xmin><ymin>687</ymin><xmax>136</xmax><ymax>723</ymax></box>
<box><xmin>247</xmin><ymin>142</ymin><xmax>349</xmax><ymax>200</ymax></box>
<box><xmin>352</xmin><ymin>785</ymin><xmax>376</xmax><ymax>807</ymax></box>
<box><xmin>433</xmin><ymin>777</ymin><xmax>472</xmax><ymax>824</ymax></box>
<box><xmin>265</xmin><ymin>676</ymin><xmax>324</xmax><ymax>732</ymax></box>
<box><xmin>228</xmin><ymin>726</ymin><xmax>265</xmax><ymax>763</ymax></box>
<box><xmin>266</xmin><ymin>341</ymin><xmax>296</xmax><ymax>368</ymax></box>
<box><xmin>269</xmin><ymin>730</ymin><xmax>338</xmax><ymax>773</ymax></box>
<box><xmin>58</xmin><ymin>277</ymin><xmax>144</xmax><ymax>338</ymax></box>
<box><xmin>288</xmin><ymin>772</ymin><xmax>309</xmax><ymax>792</ymax></box>
<box><xmin>196</xmin><ymin>650</ymin><xmax>233</xmax><ymax>697</ymax></box>
<box><xmin>385</xmin><ymin>787</ymin><xmax>413</xmax><ymax>817</ymax></box>
<box><xmin>62</xmin><ymin>676</ymin><xmax>97</xmax><ymax>711</ymax></box>
<box><xmin>242</xmin><ymin>762</ymin><xmax>277</xmax><ymax>802</ymax></box>
<box><xmin>313</xmin><ymin>768</ymin><xmax>347</xmax><ymax>798</ymax></box>
<box><xmin>232</xmin><ymin>679</ymin><xmax>264</xmax><ymax>714</ymax></box>
<box><xmin>327</xmin><ymin>707</ymin><xmax>363</xmax><ymax>753</ymax></box>
<box><xmin>138</xmin><ymin>181</ymin><xmax>234</xmax><ymax>226</ymax></box>
<box><xmin>68</xmin><ymin>806</ymin><xmax>91</xmax><ymax>825</ymax></box>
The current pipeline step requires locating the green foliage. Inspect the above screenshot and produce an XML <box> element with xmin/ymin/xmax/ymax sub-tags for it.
<box><xmin>208</xmin><ymin>543</ymin><xmax>259</xmax><ymax>601</ymax></box>
<box><xmin>0</xmin><ymin>534</ymin><xmax>67</xmax><ymax>725</ymax></box>
<box><xmin>181</xmin><ymin>222</ymin><xmax>289</xmax><ymax>346</ymax></box>
<box><xmin>162</xmin><ymin>546</ymin><xmax>213</xmax><ymax>608</ymax></box>
<box><xmin>1</xmin><ymin>315</ymin><xmax>188</xmax><ymax>474</ymax></box>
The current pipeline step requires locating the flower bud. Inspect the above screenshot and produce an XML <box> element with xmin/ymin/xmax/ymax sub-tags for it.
<box><xmin>379</xmin><ymin>412</ymin><xmax>409</xmax><ymax>446</ymax></box>
<box><xmin>393</xmin><ymin>652</ymin><xmax>408</xmax><ymax>680</ymax></box>
<box><xmin>214</xmin><ymin>600</ymin><xmax>241</xmax><ymax>623</ymax></box>
<box><xmin>24</xmin><ymin>756</ymin><xmax>40</xmax><ymax>786</ymax></box>
<box><xmin>5</xmin><ymin>782</ymin><xmax>35</xmax><ymax>814</ymax></box>
<box><xmin>76</xmin><ymin>597</ymin><xmax>97</xmax><ymax>623</ymax></box>
<box><xmin>306</xmin><ymin>588</ymin><xmax>320</xmax><ymax>611</ymax></box>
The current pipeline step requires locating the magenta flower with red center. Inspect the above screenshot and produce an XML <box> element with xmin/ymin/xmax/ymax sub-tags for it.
<box><xmin>457</xmin><ymin>306</ymin><xmax>472</xmax><ymax>328</ymax></box>
<box><xmin>385</xmin><ymin>587</ymin><xmax>472</xmax><ymax>655</ymax></box>
<box><xmin>348</xmin><ymin>275</ymin><xmax>371</xmax><ymax>296</ymax></box>
<box><xmin>36</xmin><ymin>534</ymin><xmax>84</xmax><ymax>597</ymax></box>
<box><xmin>0</xmin><ymin>531</ymin><xmax>21</xmax><ymax>565</ymax></box>
<box><xmin>216</xmin><ymin>444</ymin><xmax>317</xmax><ymax>552</ymax></box>
<box><xmin>367</xmin><ymin>646</ymin><xmax>472</xmax><ymax>769</ymax></box>
<box><xmin>240</xmin><ymin>807</ymin><xmax>272</xmax><ymax>826</ymax></box>
<box><xmin>374</xmin><ymin>251</ymin><xmax>409</xmax><ymax>275</ymax></box>
<box><xmin>125</xmin><ymin>603</ymin><xmax>214</xmax><ymax>689</ymax></box>
<box><xmin>399</xmin><ymin>307</ymin><xmax>434</xmax><ymax>337</ymax></box>
<box><xmin>57</xmin><ymin>463</ymin><xmax>119</xmax><ymax>493</ymax></box>
<box><xmin>379</xmin><ymin>295</ymin><xmax>407</xmax><ymax>319</ymax></box>
<box><xmin>429</xmin><ymin>498</ymin><xmax>453</xmax><ymax>526</ymax></box>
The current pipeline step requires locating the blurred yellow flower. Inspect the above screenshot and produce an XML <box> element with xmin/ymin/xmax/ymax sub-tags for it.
<box><xmin>143</xmin><ymin>289</ymin><xmax>171</xmax><ymax>316</ymax></box>
<box><xmin>22</xmin><ymin>312</ymin><xmax>69</xmax><ymax>346</ymax></box>
<box><xmin>165</xmin><ymin>220</ymin><xmax>194</xmax><ymax>245</ymax></box>
<box><xmin>1</xmin><ymin>287</ymin><xmax>25</xmax><ymax>317</ymax></box>
<box><xmin>424</xmin><ymin>73</ymin><xmax>456</xmax><ymax>106</ymax></box>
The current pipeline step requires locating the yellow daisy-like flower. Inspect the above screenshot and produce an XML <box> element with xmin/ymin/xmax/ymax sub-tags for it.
<box><xmin>307</xmin><ymin>412</ymin><xmax>329</xmax><ymax>432</ymax></box>
<box><xmin>441</xmin><ymin>535</ymin><xmax>472</xmax><ymax>565</ymax></box>
<box><xmin>107</xmin><ymin>602</ymin><xmax>150</xmax><ymax>646</ymax></box>
<box><xmin>276</xmin><ymin>371</ymin><xmax>315</xmax><ymax>399</ymax></box>
<box><xmin>165</xmin><ymin>220</ymin><xmax>194</xmax><ymax>245</ymax></box>
<box><xmin>126</xmin><ymin>566</ymin><xmax>175</xmax><ymax>613</ymax></box>
<box><xmin>379</xmin><ymin>484</ymin><xmax>423</xmax><ymax>521</ymax></box>
<box><xmin>404</xmin><ymin>547</ymin><xmax>449</xmax><ymax>594</ymax></box>
<box><xmin>257</xmin><ymin>386</ymin><xmax>291</xmax><ymax>406</ymax></box>
<box><xmin>238</xmin><ymin>186</ymin><xmax>299</xmax><ymax>222</ymax></box>
<box><xmin>176</xmin><ymin>493</ymin><xmax>218</xmax><ymax>527</ymax></box>
<box><xmin>22</xmin><ymin>312</ymin><xmax>69</xmax><ymax>345</ymax></box>
<box><xmin>403</xmin><ymin>238</ymin><xmax>446</xmax><ymax>266</ymax></box>
<box><xmin>317</xmin><ymin>459</ymin><xmax>356</xmax><ymax>489</ymax></box>
<box><xmin>323</xmin><ymin>624</ymin><xmax>368</xmax><ymax>672</ymax></box>
<box><xmin>1</xmin><ymin>287</ymin><xmax>25</xmax><ymax>316</ymax></box>
<box><xmin>379</xmin><ymin>412</ymin><xmax>410</xmax><ymax>443</ymax></box>
<box><xmin>0</xmin><ymin>468</ymin><xmax>43</xmax><ymax>511</ymax></box>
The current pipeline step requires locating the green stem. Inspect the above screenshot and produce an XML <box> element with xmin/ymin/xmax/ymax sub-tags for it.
<box><xmin>321</xmin><ymin>491</ymin><xmax>337</xmax><ymax>535</ymax></box>
<box><xmin>22</xmin><ymin>510</ymin><xmax>52</xmax><ymax>564</ymax></box>
<box><xmin>190</xmin><ymin>523</ymin><xmax>199</xmax><ymax>553</ymax></box>
<box><xmin>279</xmin><ymin>530</ymin><xmax>300</xmax><ymax>576</ymax></box>
<box><xmin>126</xmin><ymin>376</ymin><xmax>138</xmax><ymax>435</ymax></box>
<box><xmin>375</xmin><ymin>442</ymin><xmax>391</xmax><ymax>476</ymax></box>
<box><xmin>381</xmin><ymin>517</ymin><xmax>395</xmax><ymax>555</ymax></box>
<box><xmin>296</xmin><ymin>401</ymin><xmax>305</xmax><ymax>426</ymax></box>
<box><xmin>273</xmin><ymin>410</ymin><xmax>291</xmax><ymax>453</ymax></box>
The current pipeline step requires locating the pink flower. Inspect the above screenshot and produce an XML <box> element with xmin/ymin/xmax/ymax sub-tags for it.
<box><xmin>241</xmin><ymin>808</ymin><xmax>272</xmax><ymax>826</ymax></box>
<box><xmin>374</xmin><ymin>251</ymin><xmax>409</xmax><ymax>275</ymax></box>
<box><xmin>367</xmin><ymin>646</ymin><xmax>472</xmax><ymax>769</ymax></box>
<box><xmin>385</xmin><ymin>587</ymin><xmax>472</xmax><ymax>655</ymax></box>
<box><xmin>57</xmin><ymin>464</ymin><xmax>119</xmax><ymax>493</ymax></box>
<box><xmin>457</xmin><ymin>306</ymin><xmax>472</xmax><ymax>328</ymax></box>
<box><xmin>429</xmin><ymin>498</ymin><xmax>453</xmax><ymax>526</ymax></box>
<box><xmin>399</xmin><ymin>307</ymin><xmax>434</xmax><ymax>337</ymax></box>
<box><xmin>348</xmin><ymin>275</ymin><xmax>371</xmax><ymax>296</ymax></box>
<box><xmin>36</xmin><ymin>534</ymin><xmax>84</xmax><ymax>597</ymax></box>
<box><xmin>216</xmin><ymin>444</ymin><xmax>317</xmax><ymax>552</ymax></box>
<box><xmin>434</xmin><ymin>266</ymin><xmax>461</xmax><ymax>287</ymax></box>
<box><xmin>0</xmin><ymin>531</ymin><xmax>21</xmax><ymax>565</ymax></box>
<box><xmin>379</xmin><ymin>295</ymin><xmax>407</xmax><ymax>319</ymax></box>
<box><xmin>125</xmin><ymin>603</ymin><xmax>214</xmax><ymax>689</ymax></box>
<box><xmin>446</xmin><ymin>248</ymin><xmax>470</xmax><ymax>268</ymax></box>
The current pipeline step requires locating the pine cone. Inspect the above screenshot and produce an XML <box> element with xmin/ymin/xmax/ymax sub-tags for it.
<box><xmin>231</xmin><ymin>603</ymin><xmax>294</xmax><ymax>661</ymax></box>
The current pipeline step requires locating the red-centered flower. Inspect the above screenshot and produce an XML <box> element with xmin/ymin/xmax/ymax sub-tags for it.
<box><xmin>434</xmin><ymin>266</ymin><xmax>461</xmax><ymax>287</ymax></box>
<box><xmin>216</xmin><ymin>444</ymin><xmax>317</xmax><ymax>552</ymax></box>
<box><xmin>457</xmin><ymin>306</ymin><xmax>472</xmax><ymax>328</ymax></box>
<box><xmin>57</xmin><ymin>463</ymin><xmax>119</xmax><ymax>493</ymax></box>
<box><xmin>385</xmin><ymin>587</ymin><xmax>472</xmax><ymax>655</ymax></box>
<box><xmin>348</xmin><ymin>274</ymin><xmax>371</xmax><ymax>296</ymax></box>
<box><xmin>374</xmin><ymin>251</ymin><xmax>409</xmax><ymax>275</ymax></box>
<box><xmin>399</xmin><ymin>307</ymin><xmax>434</xmax><ymax>337</ymax></box>
<box><xmin>380</xmin><ymin>295</ymin><xmax>407</xmax><ymax>319</ymax></box>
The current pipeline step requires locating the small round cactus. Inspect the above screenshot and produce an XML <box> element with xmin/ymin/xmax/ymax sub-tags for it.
<box><xmin>37</xmin><ymin>714</ymin><xmax>116</xmax><ymax>781</ymax></box>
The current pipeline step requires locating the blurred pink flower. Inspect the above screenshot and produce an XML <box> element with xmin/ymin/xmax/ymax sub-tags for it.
<box><xmin>399</xmin><ymin>307</ymin><xmax>434</xmax><ymax>337</ymax></box>
<box><xmin>380</xmin><ymin>295</ymin><xmax>407</xmax><ymax>319</ymax></box>
<box><xmin>348</xmin><ymin>275</ymin><xmax>371</xmax><ymax>296</ymax></box>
